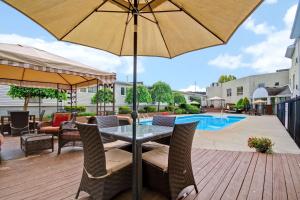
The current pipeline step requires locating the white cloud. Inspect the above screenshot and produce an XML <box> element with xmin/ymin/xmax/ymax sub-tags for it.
<box><xmin>208</xmin><ymin>54</ymin><xmax>246</xmax><ymax>69</ymax></box>
<box><xmin>244</xmin><ymin>17</ymin><xmax>275</xmax><ymax>35</ymax></box>
<box><xmin>180</xmin><ymin>85</ymin><xmax>206</xmax><ymax>92</ymax></box>
<box><xmin>208</xmin><ymin>4</ymin><xmax>297</xmax><ymax>73</ymax></box>
<box><xmin>265</xmin><ymin>0</ymin><xmax>278</xmax><ymax>5</ymax></box>
<box><xmin>0</xmin><ymin>33</ymin><xmax>144</xmax><ymax>75</ymax></box>
<box><xmin>284</xmin><ymin>4</ymin><xmax>298</xmax><ymax>29</ymax></box>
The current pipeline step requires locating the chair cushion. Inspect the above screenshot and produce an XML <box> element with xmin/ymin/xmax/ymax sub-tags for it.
<box><xmin>61</xmin><ymin>131</ymin><xmax>80</xmax><ymax>140</ymax></box>
<box><xmin>40</xmin><ymin>126</ymin><xmax>60</xmax><ymax>133</ymax></box>
<box><xmin>52</xmin><ymin>113</ymin><xmax>71</xmax><ymax>127</ymax></box>
<box><xmin>104</xmin><ymin>140</ymin><xmax>130</xmax><ymax>151</ymax></box>
<box><xmin>142</xmin><ymin>141</ymin><xmax>167</xmax><ymax>151</ymax></box>
<box><xmin>105</xmin><ymin>148</ymin><xmax>132</xmax><ymax>174</ymax></box>
<box><xmin>0</xmin><ymin>133</ymin><xmax>4</xmax><ymax>146</ymax></box>
<box><xmin>142</xmin><ymin>146</ymin><xmax>169</xmax><ymax>172</ymax></box>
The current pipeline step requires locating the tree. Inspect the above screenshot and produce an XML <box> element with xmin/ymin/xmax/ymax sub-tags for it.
<box><xmin>7</xmin><ymin>85</ymin><xmax>66</xmax><ymax>111</ymax></box>
<box><xmin>173</xmin><ymin>92</ymin><xmax>186</xmax><ymax>105</ymax></box>
<box><xmin>125</xmin><ymin>85</ymin><xmax>152</xmax><ymax>111</ymax></box>
<box><xmin>151</xmin><ymin>81</ymin><xmax>173</xmax><ymax>111</ymax></box>
<box><xmin>218</xmin><ymin>75</ymin><xmax>237</xmax><ymax>83</ymax></box>
<box><xmin>91</xmin><ymin>88</ymin><xmax>114</xmax><ymax>104</ymax></box>
<box><xmin>243</xmin><ymin>97</ymin><xmax>250</xmax><ymax>111</ymax></box>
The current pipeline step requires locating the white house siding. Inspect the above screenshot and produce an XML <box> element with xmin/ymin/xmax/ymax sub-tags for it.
<box><xmin>289</xmin><ymin>39</ymin><xmax>300</xmax><ymax>98</ymax></box>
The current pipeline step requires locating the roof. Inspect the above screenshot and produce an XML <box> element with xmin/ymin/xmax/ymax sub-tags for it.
<box><xmin>265</xmin><ymin>85</ymin><xmax>292</xmax><ymax>96</ymax></box>
<box><xmin>0</xmin><ymin>43</ymin><xmax>116</xmax><ymax>89</ymax></box>
<box><xmin>291</xmin><ymin>1</ymin><xmax>300</xmax><ymax>39</ymax></box>
<box><xmin>285</xmin><ymin>44</ymin><xmax>295</xmax><ymax>58</ymax></box>
<box><xmin>253</xmin><ymin>85</ymin><xmax>292</xmax><ymax>99</ymax></box>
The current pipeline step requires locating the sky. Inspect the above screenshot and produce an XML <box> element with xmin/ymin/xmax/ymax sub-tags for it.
<box><xmin>0</xmin><ymin>0</ymin><xmax>298</xmax><ymax>92</ymax></box>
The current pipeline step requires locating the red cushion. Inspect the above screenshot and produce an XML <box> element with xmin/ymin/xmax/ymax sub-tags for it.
<box><xmin>52</xmin><ymin>113</ymin><xmax>71</xmax><ymax>127</ymax></box>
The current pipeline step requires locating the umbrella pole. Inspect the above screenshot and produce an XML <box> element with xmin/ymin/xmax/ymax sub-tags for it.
<box><xmin>132</xmin><ymin>0</ymin><xmax>139</xmax><ymax>199</ymax></box>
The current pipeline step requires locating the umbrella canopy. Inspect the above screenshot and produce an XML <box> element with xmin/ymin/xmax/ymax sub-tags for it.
<box><xmin>4</xmin><ymin>0</ymin><xmax>261</xmax><ymax>58</ymax></box>
<box><xmin>3</xmin><ymin>1</ymin><xmax>262</xmax><ymax>199</ymax></box>
<box><xmin>253</xmin><ymin>99</ymin><xmax>267</xmax><ymax>104</ymax></box>
<box><xmin>0</xmin><ymin>43</ymin><xmax>116</xmax><ymax>89</ymax></box>
<box><xmin>208</xmin><ymin>96</ymin><xmax>225</xmax><ymax>101</ymax></box>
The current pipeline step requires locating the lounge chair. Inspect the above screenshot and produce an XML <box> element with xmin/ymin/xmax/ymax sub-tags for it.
<box><xmin>75</xmin><ymin>123</ymin><xmax>132</xmax><ymax>200</ymax></box>
<box><xmin>38</xmin><ymin>112</ymin><xmax>73</xmax><ymax>136</ymax></box>
<box><xmin>142</xmin><ymin>121</ymin><xmax>199</xmax><ymax>200</ymax></box>
<box><xmin>10</xmin><ymin>111</ymin><xmax>30</xmax><ymax>136</ymax></box>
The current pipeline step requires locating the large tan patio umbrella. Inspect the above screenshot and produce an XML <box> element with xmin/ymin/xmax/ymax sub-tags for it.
<box><xmin>3</xmin><ymin>0</ymin><xmax>262</xmax><ymax>199</ymax></box>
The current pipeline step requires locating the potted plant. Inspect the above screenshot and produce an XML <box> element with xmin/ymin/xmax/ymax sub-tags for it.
<box><xmin>248</xmin><ymin>137</ymin><xmax>274</xmax><ymax>153</ymax></box>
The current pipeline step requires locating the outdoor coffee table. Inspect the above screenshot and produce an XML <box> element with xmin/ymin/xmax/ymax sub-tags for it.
<box><xmin>20</xmin><ymin>134</ymin><xmax>54</xmax><ymax>157</ymax></box>
<box><xmin>100</xmin><ymin>124</ymin><xmax>173</xmax><ymax>199</ymax></box>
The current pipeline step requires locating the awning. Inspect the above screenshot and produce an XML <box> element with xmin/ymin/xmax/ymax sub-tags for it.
<box><xmin>0</xmin><ymin>43</ymin><xmax>116</xmax><ymax>89</ymax></box>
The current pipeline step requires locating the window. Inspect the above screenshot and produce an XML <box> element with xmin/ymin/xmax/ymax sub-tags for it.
<box><xmin>258</xmin><ymin>83</ymin><xmax>265</xmax><ymax>88</ymax></box>
<box><xmin>237</xmin><ymin>86</ymin><xmax>243</xmax><ymax>95</ymax></box>
<box><xmin>121</xmin><ymin>87</ymin><xmax>125</xmax><ymax>96</ymax></box>
<box><xmin>88</xmin><ymin>86</ymin><xmax>97</xmax><ymax>93</ymax></box>
<box><xmin>226</xmin><ymin>88</ymin><xmax>232</xmax><ymax>97</ymax></box>
<box><xmin>79</xmin><ymin>88</ymin><xmax>87</xmax><ymax>93</ymax></box>
<box><xmin>275</xmin><ymin>82</ymin><xmax>279</xmax><ymax>86</ymax></box>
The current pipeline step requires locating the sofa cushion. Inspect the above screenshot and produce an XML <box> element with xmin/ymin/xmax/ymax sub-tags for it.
<box><xmin>52</xmin><ymin>113</ymin><xmax>71</xmax><ymax>127</ymax></box>
<box><xmin>105</xmin><ymin>148</ymin><xmax>132</xmax><ymax>174</ymax></box>
<box><xmin>0</xmin><ymin>134</ymin><xmax>4</xmax><ymax>150</ymax></box>
<box><xmin>142</xmin><ymin>146</ymin><xmax>169</xmax><ymax>172</ymax></box>
<box><xmin>40</xmin><ymin>126</ymin><xmax>60</xmax><ymax>133</ymax></box>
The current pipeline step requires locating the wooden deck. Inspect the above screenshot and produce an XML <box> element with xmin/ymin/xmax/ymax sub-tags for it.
<box><xmin>0</xmin><ymin>136</ymin><xmax>300</xmax><ymax>200</ymax></box>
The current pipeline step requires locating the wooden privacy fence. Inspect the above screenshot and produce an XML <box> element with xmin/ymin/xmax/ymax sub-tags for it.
<box><xmin>277</xmin><ymin>97</ymin><xmax>300</xmax><ymax>147</ymax></box>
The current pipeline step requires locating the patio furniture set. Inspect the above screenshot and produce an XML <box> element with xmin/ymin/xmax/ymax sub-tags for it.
<box><xmin>72</xmin><ymin>115</ymin><xmax>199</xmax><ymax>200</ymax></box>
<box><xmin>0</xmin><ymin>111</ymin><xmax>75</xmax><ymax>156</ymax></box>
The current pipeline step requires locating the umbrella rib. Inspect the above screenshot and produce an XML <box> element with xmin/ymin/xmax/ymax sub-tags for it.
<box><xmin>145</xmin><ymin>1</ymin><xmax>172</xmax><ymax>58</ymax></box>
<box><xmin>139</xmin><ymin>14</ymin><xmax>157</xmax><ymax>24</ymax></box>
<box><xmin>111</xmin><ymin>0</ymin><xmax>131</xmax><ymax>11</ymax></box>
<box><xmin>168</xmin><ymin>0</ymin><xmax>225</xmax><ymax>43</ymax></box>
<box><xmin>119</xmin><ymin>13</ymin><xmax>130</xmax><ymax>55</ymax></box>
<box><xmin>60</xmin><ymin>0</ymin><xmax>109</xmax><ymax>40</ymax></box>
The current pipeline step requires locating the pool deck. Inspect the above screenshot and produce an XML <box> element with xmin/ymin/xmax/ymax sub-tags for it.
<box><xmin>193</xmin><ymin>114</ymin><xmax>300</xmax><ymax>154</ymax></box>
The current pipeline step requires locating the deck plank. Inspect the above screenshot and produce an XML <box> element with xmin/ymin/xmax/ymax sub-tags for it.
<box><xmin>263</xmin><ymin>154</ymin><xmax>273</xmax><ymax>200</ymax></box>
<box><xmin>1</xmin><ymin>136</ymin><xmax>300</xmax><ymax>200</ymax></box>
<box><xmin>273</xmin><ymin>154</ymin><xmax>287</xmax><ymax>200</ymax></box>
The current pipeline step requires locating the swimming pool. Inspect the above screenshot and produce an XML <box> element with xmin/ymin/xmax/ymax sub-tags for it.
<box><xmin>140</xmin><ymin>115</ymin><xmax>246</xmax><ymax>131</ymax></box>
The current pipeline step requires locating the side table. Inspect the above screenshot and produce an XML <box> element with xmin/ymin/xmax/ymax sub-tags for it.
<box><xmin>20</xmin><ymin>134</ymin><xmax>54</xmax><ymax>157</ymax></box>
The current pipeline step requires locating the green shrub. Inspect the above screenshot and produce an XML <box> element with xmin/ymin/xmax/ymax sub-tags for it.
<box><xmin>179</xmin><ymin>103</ymin><xmax>187</xmax><ymax>109</ymax></box>
<box><xmin>64</xmin><ymin>105</ymin><xmax>86</xmax><ymax>113</ymax></box>
<box><xmin>77</xmin><ymin>112</ymin><xmax>96</xmax><ymax>117</ymax></box>
<box><xmin>119</xmin><ymin>106</ymin><xmax>132</xmax><ymax>114</ymax></box>
<box><xmin>174</xmin><ymin>108</ymin><xmax>186</xmax><ymax>114</ymax></box>
<box><xmin>235</xmin><ymin>98</ymin><xmax>245</xmax><ymax>110</ymax></box>
<box><xmin>185</xmin><ymin>104</ymin><xmax>199</xmax><ymax>114</ymax></box>
<box><xmin>138</xmin><ymin>109</ymin><xmax>146</xmax><ymax>113</ymax></box>
<box><xmin>248</xmin><ymin>137</ymin><xmax>273</xmax><ymax>153</ymax></box>
<box><xmin>165</xmin><ymin>105</ymin><xmax>175</xmax><ymax>112</ymax></box>
<box><xmin>144</xmin><ymin>105</ymin><xmax>156</xmax><ymax>113</ymax></box>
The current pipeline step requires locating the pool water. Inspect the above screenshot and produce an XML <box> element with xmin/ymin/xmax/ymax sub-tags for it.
<box><xmin>140</xmin><ymin>115</ymin><xmax>246</xmax><ymax>131</ymax></box>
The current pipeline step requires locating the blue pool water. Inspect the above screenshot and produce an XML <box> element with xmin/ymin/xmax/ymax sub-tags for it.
<box><xmin>140</xmin><ymin>115</ymin><xmax>246</xmax><ymax>131</ymax></box>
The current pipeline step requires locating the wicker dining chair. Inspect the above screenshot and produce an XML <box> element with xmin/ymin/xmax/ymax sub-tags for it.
<box><xmin>88</xmin><ymin>115</ymin><xmax>120</xmax><ymax>143</ymax></box>
<box><xmin>10</xmin><ymin>111</ymin><xmax>30</xmax><ymax>136</ymax></box>
<box><xmin>152</xmin><ymin>115</ymin><xmax>176</xmax><ymax>145</ymax></box>
<box><xmin>75</xmin><ymin>123</ymin><xmax>132</xmax><ymax>200</ymax></box>
<box><xmin>142</xmin><ymin>115</ymin><xmax>176</xmax><ymax>151</ymax></box>
<box><xmin>142</xmin><ymin>121</ymin><xmax>199</xmax><ymax>200</ymax></box>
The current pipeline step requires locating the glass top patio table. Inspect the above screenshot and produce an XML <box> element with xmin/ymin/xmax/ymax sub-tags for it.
<box><xmin>99</xmin><ymin>124</ymin><xmax>173</xmax><ymax>144</ymax></box>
